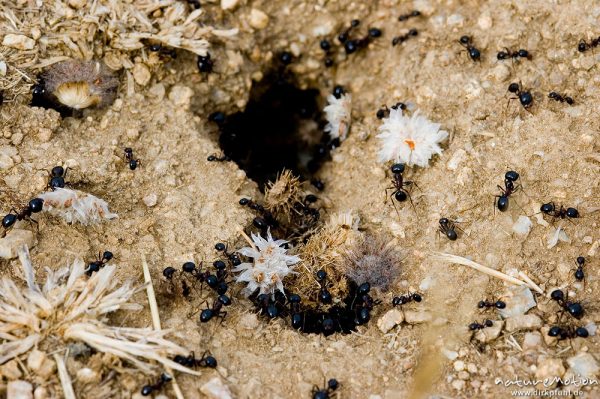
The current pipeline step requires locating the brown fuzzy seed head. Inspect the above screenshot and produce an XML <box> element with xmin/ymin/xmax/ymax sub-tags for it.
<box><xmin>339</xmin><ymin>234</ymin><xmax>402</xmax><ymax>291</ymax></box>
<box><xmin>264</xmin><ymin>170</ymin><xmax>304</xmax><ymax>215</ymax></box>
<box><xmin>42</xmin><ymin>60</ymin><xmax>119</xmax><ymax>109</ymax></box>
<box><xmin>287</xmin><ymin>212</ymin><xmax>360</xmax><ymax>305</ymax></box>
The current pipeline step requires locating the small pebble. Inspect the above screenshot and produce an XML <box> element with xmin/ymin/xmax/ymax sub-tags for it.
<box><xmin>498</xmin><ymin>286</ymin><xmax>536</xmax><ymax>318</ymax></box>
<box><xmin>200</xmin><ymin>377</ymin><xmax>233</xmax><ymax>399</ymax></box>
<box><xmin>0</xmin><ymin>229</ymin><xmax>36</xmax><ymax>260</ymax></box>
<box><xmin>133</xmin><ymin>63</ymin><xmax>151</xmax><ymax>86</ymax></box>
<box><xmin>249</xmin><ymin>9</ymin><xmax>269</xmax><ymax>30</ymax></box>
<box><xmin>377</xmin><ymin>309</ymin><xmax>404</xmax><ymax>333</ymax></box>
<box><xmin>221</xmin><ymin>0</ymin><xmax>239</xmax><ymax>10</ymax></box>
<box><xmin>505</xmin><ymin>314</ymin><xmax>543</xmax><ymax>332</ymax></box>
<box><xmin>7</xmin><ymin>380</ymin><xmax>33</xmax><ymax>399</ymax></box>
<box><xmin>143</xmin><ymin>193</ymin><xmax>158</xmax><ymax>207</ymax></box>
<box><xmin>567</xmin><ymin>352</ymin><xmax>599</xmax><ymax>378</ymax></box>
<box><xmin>454</xmin><ymin>360</ymin><xmax>465</xmax><ymax>371</ymax></box>
<box><xmin>535</xmin><ymin>357</ymin><xmax>565</xmax><ymax>387</ymax></box>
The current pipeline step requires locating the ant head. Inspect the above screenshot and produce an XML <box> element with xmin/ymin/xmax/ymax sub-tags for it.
<box><xmin>540</xmin><ymin>203</ymin><xmax>554</xmax><ymax>214</ymax></box>
<box><xmin>412</xmin><ymin>293</ymin><xmax>422</xmax><ymax>302</ymax></box>
<box><xmin>566</xmin><ymin>207</ymin><xmax>579</xmax><ymax>218</ymax></box>
<box><xmin>357</xmin><ymin>282</ymin><xmax>371</xmax><ymax>295</ymax></box>
<box><xmin>576</xmin><ymin>256</ymin><xmax>585</xmax><ymax>266</ymax></box>
<box><xmin>328</xmin><ymin>378</ymin><xmax>339</xmax><ymax>391</ymax></box>
<box><xmin>484</xmin><ymin>319</ymin><xmax>493</xmax><ymax>327</ymax></box>
<box><xmin>497</xmin><ymin>51</ymin><xmax>509</xmax><ymax>60</ymax></box>
<box><xmin>391</xmin><ymin>163</ymin><xmax>405</xmax><ymax>174</ymax></box>
<box><xmin>289</xmin><ymin>294</ymin><xmax>301</xmax><ymax>303</ymax></box>
<box><xmin>517</xmin><ymin>49</ymin><xmax>529</xmax><ymax>58</ymax></box>
<box><xmin>578</xmin><ymin>41</ymin><xmax>588</xmax><ymax>52</ymax></box>
<box><xmin>102</xmin><ymin>251</ymin><xmax>113</xmax><ymax>261</ymax></box>
<box><xmin>548</xmin><ymin>326</ymin><xmax>562</xmax><ymax>337</ymax></box>
<box><xmin>459</xmin><ymin>35</ymin><xmax>470</xmax><ymax>44</ymax></box>
<box><xmin>182</xmin><ymin>262</ymin><xmax>196</xmax><ymax>273</ymax></box>
<box><xmin>439</xmin><ymin>217</ymin><xmax>449</xmax><ymax>225</ymax></box>
<box><xmin>316</xmin><ymin>269</ymin><xmax>327</xmax><ymax>281</ymax></box>
<box><xmin>215</xmin><ymin>242</ymin><xmax>226</xmax><ymax>251</ymax></box>
<box><xmin>333</xmin><ymin>85</ymin><xmax>345</xmax><ymax>99</ymax></box>
<box><xmin>51</xmin><ymin>165</ymin><xmax>65</xmax><ymax>177</ymax></box>
<box><xmin>505</xmin><ymin>170</ymin><xmax>519</xmax><ymax>182</ymax></box>
<box><xmin>163</xmin><ymin>267</ymin><xmax>176</xmax><ymax>279</ymax></box>
<box><xmin>576</xmin><ymin>327</ymin><xmax>589</xmax><ymax>338</ymax></box>
<box><xmin>508</xmin><ymin>83</ymin><xmax>519</xmax><ymax>93</ymax></box>
<box><xmin>29</xmin><ymin>198</ymin><xmax>44</xmax><ymax>213</ymax></box>
<box><xmin>213</xmin><ymin>260</ymin><xmax>226</xmax><ymax>270</ymax></box>
<box><xmin>550</xmin><ymin>289</ymin><xmax>564</xmax><ymax>302</ymax></box>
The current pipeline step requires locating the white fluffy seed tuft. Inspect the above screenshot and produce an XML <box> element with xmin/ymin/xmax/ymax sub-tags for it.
<box><xmin>38</xmin><ymin>188</ymin><xmax>117</xmax><ymax>225</ymax></box>
<box><xmin>323</xmin><ymin>94</ymin><xmax>352</xmax><ymax>141</ymax></box>
<box><xmin>233</xmin><ymin>230</ymin><xmax>300</xmax><ymax>297</ymax></box>
<box><xmin>377</xmin><ymin>108</ymin><xmax>448</xmax><ymax>167</ymax></box>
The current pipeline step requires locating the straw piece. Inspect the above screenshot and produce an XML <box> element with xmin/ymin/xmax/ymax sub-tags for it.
<box><xmin>518</xmin><ymin>271</ymin><xmax>544</xmax><ymax>295</ymax></box>
<box><xmin>431</xmin><ymin>252</ymin><xmax>536</xmax><ymax>290</ymax></box>
<box><xmin>141</xmin><ymin>254</ymin><xmax>187</xmax><ymax>399</ymax></box>
<box><xmin>53</xmin><ymin>353</ymin><xmax>76</xmax><ymax>399</ymax></box>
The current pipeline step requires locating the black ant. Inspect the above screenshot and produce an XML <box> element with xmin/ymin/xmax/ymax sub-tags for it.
<box><xmin>478</xmin><ymin>299</ymin><xmax>506</xmax><ymax>310</ymax></box>
<box><xmin>577</xmin><ymin>37</ymin><xmax>600</xmax><ymax>53</ymax></box>
<box><xmin>253</xmin><ymin>291</ymin><xmax>287</xmax><ymax>319</ymax></box>
<box><xmin>207</xmin><ymin>154</ymin><xmax>230</xmax><ymax>162</ymax></box>
<box><xmin>141</xmin><ymin>373</ymin><xmax>172</xmax><ymax>396</ymax></box>
<box><xmin>47</xmin><ymin>166</ymin><xmax>68</xmax><ymax>190</ymax></box>
<box><xmin>124</xmin><ymin>148</ymin><xmax>140</xmax><ymax>170</ymax></box>
<box><xmin>540</xmin><ymin>202</ymin><xmax>579</xmax><ymax>221</ymax></box>
<box><xmin>507</xmin><ymin>82</ymin><xmax>533</xmax><ymax>109</ymax></box>
<box><xmin>386</xmin><ymin>163</ymin><xmax>415</xmax><ymax>214</ymax></box>
<box><xmin>550</xmin><ymin>289</ymin><xmax>584</xmax><ymax>319</ymax></box>
<box><xmin>2</xmin><ymin>198</ymin><xmax>44</xmax><ymax>235</ymax></box>
<box><xmin>376</xmin><ymin>102</ymin><xmax>406</xmax><ymax>119</ymax></box>
<box><xmin>469</xmin><ymin>319</ymin><xmax>494</xmax><ymax>330</ymax></box>
<box><xmin>497</xmin><ymin>48</ymin><xmax>530</xmax><ymax>61</ymax></box>
<box><xmin>173</xmin><ymin>351</ymin><xmax>217</xmax><ymax>368</ymax></box>
<box><xmin>459</xmin><ymin>35</ymin><xmax>481</xmax><ymax>61</ymax></box>
<box><xmin>392</xmin><ymin>28</ymin><xmax>418</xmax><ymax>46</ymax></box>
<box><xmin>199</xmin><ymin>294</ymin><xmax>231</xmax><ymax>323</ymax></box>
<box><xmin>238</xmin><ymin>198</ymin><xmax>279</xmax><ymax>231</ymax></box>
<box><xmin>338</xmin><ymin>19</ymin><xmax>360</xmax><ymax>44</ymax></box>
<box><xmin>392</xmin><ymin>292</ymin><xmax>422</xmax><ymax>306</ymax></box>
<box><xmin>289</xmin><ymin>294</ymin><xmax>304</xmax><ymax>329</ymax></box>
<box><xmin>352</xmin><ymin>282</ymin><xmax>379</xmax><ymax>325</ymax></box>
<box><xmin>86</xmin><ymin>251</ymin><xmax>113</xmax><ymax>276</ymax></box>
<box><xmin>548</xmin><ymin>325</ymin><xmax>589</xmax><ymax>340</ymax></box>
<box><xmin>317</xmin><ymin>270</ymin><xmax>333</xmax><ymax>305</ymax></box>
<box><xmin>438</xmin><ymin>218</ymin><xmax>460</xmax><ymax>241</ymax></box>
<box><xmin>197</xmin><ymin>52</ymin><xmax>213</xmax><ymax>73</ymax></box>
<box><xmin>548</xmin><ymin>92</ymin><xmax>574</xmax><ymax>105</ymax></box>
<box><xmin>312</xmin><ymin>378</ymin><xmax>339</xmax><ymax>399</ymax></box>
<box><xmin>398</xmin><ymin>10</ymin><xmax>421</xmax><ymax>21</ymax></box>
<box><xmin>311</xmin><ymin>179</ymin><xmax>325</xmax><ymax>191</ymax></box>
<box><xmin>494</xmin><ymin>170</ymin><xmax>520</xmax><ymax>212</ymax></box>
<box><xmin>575</xmin><ymin>256</ymin><xmax>585</xmax><ymax>281</ymax></box>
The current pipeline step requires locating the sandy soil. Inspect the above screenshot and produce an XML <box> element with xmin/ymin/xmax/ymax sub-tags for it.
<box><xmin>1</xmin><ymin>0</ymin><xmax>600</xmax><ymax>398</ymax></box>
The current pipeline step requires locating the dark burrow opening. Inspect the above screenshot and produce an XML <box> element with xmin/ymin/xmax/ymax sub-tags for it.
<box><xmin>213</xmin><ymin>73</ymin><xmax>334</xmax><ymax>190</ymax></box>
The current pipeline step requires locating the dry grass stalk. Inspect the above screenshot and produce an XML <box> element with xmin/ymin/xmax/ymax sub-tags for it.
<box><xmin>0</xmin><ymin>245</ymin><xmax>199</xmax><ymax>393</ymax></box>
<box><xmin>431</xmin><ymin>252</ymin><xmax>542</xmax><ymax>293</ymax></box>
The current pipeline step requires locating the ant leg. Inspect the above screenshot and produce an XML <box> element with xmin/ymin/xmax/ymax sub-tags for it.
<box><xmin>218</xmin><ymin>311</ymin><xmax>228</xmax><ymax>325</ymax></box>
<box><xmin>385</xmin><ymin>188</ymin><xmax>401</xmax><ymax>219</ymax></box>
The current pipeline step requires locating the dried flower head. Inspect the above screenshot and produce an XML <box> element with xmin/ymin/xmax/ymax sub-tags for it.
<box><xmin>290</xmin><ymin>212</ymin><xmax>361</xmax><ymax>303</ymax></box>
<box><xmin>339</xmin><ymin>234</ymin><xmax>402</xmax><ymax>291</ymax></box>
<box><xmin>234</xmin><ymin>231</ymin><xmax>300</xmax><ymax>297</ymax></box>
<box><xmin>42</xmin><ymin>60</ymin><xmax>119</xmax><ymax>109</ymax></box>
<box><xmin>324</xmin><ymin>93</ymin><xmax>352</xmax><ymax>141</ymax></box>
<box><xmin>377</xmin><ymin>108</ymin><xmax>448</xmax><ymax>167</ymax></box>
<box><xmin>264</xmin><ymin>170</ymin><xmax>304</xmax><ymax>216</ymax></box>
<box><xmin>0</xmin><ymin>246</ymin><xmax>197</xmax><ymax>379</ymax></box>
<box><xmin>38</xmin><ymin>188</ymin><xmax>117</xmax><ymax>225</ymax></box>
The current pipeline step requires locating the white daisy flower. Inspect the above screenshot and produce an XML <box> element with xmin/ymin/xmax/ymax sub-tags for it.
<box><xmin>234</xmin><ymin>230</ymin><xmax>300</xmax><ymax>297</ymax></box>
<box><xmin>376</xmin><ymin>108</ymin><xmax>448</xmax><ymax>167</ymax></box>
<box><xmin>324</xmin><ymin>93</ymin><xmax>352</xmax><ymax>141</ymax></box>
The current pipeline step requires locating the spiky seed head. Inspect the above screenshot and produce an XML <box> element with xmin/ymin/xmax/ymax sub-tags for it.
<box><xmin>264</xmin><ymin>170</ymin><xmax>303</xmax><ymax>215</ymax></box>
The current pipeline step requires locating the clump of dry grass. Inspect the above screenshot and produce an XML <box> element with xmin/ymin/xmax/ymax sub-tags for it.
<box><xmin>338</xmin><ymin>234</ymin><xmax>403</xmax><ymax>292</ymax></box>
<box><xmin>264</xmin><ymin>170</ymin><xmax>304</xmax><ymax>217</ymax></box>
<box><xmin>0</xmin><ymin>1</ymin><xmax>237</xmax><ymax>101</ymax></box>
<box><xmin>0</xmin><ymin>245</ymin><xmax>198</xmax><ymax>391</ymax></box>
<box><xmin>288</xmin><ymin>211</ymin><xmax>360</xmax><ymax>304</ymax></box>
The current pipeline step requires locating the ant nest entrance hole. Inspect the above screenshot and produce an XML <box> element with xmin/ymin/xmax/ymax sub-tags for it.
<box><xmin>214</xmin><ymin>73</ymin><xmax>330</xmax><ymax>190</ymax></box>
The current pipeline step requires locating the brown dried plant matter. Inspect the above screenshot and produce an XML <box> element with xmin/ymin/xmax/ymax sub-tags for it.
<box><xmin>288</xmin><ymin>212</ymin><xmax>360</xmax><ymax>304</ymax></box>
<box><xmin>42</xmin><ymin>60</ymin><xmax>119</xmax><ymax>109</ymax></box>
<box><xmin>264</xmin><ymin>169</ymin><xmax>305</xmax><ymax>216</ymax></box>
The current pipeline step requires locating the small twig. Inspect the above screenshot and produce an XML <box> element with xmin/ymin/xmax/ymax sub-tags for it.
<box><xmin>142</xmin><ymin>254</ymin><xmax>186</xmax><ymax>399</ymax></box>
<box><xmin>431</xmin><ymin>252</ymin><xmax>536</xmax><ymax>290</ymax></box>
<box><xmin>53</xmin><ymin>353</ymin><xmax>76</xmax><ymax>399</ymax></box>
<box><xmin>518</xmin><ymin>271</ymin><xmax>544</xmax><ymax>295</ymax></box>
<box><xmin>237</xmin><ymin>227</ymin><xmax>257</xmax><ymax>250</ymax></box>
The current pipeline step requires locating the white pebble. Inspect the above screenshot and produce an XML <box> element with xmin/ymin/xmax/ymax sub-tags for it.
<box><xmin>477</xmin><ymin>13</ymin><xmax>493</xmax><ymax>29</ymax></box>
<box><xmin>567</xmin><ymin>352</ymin><xmax>599</xmax><ymax>378</ymax></box>
<box><xmin>454</xmin><ymin>360</ymin><xmax>465</xmax><ymax>371</ymax></box>
<box><xmin>143</xmin><ymin>193</ymin><xmax>158</xmax><ymax>207</ymax></box>
<box><xmin>201</xmin><ymin>377</ymin><xmax>233</xmax><ymax>399</ymax></box>
<box><xmin>377</xmin><ymin>309</ymin><xmax>404</xmax><ymax>333</ymax></box>
<box><xmin>512</xmin><ymin>216</ymin><xmax>532</xmax><ymax>236</ymax></box>
<box><xmin>249</xmin><ymin>9</ymin><xmax>269</xmax><ymax>30</ymax></box>
<box><xmin>220</xmin><ymin>0</ymin><xmax>239</xmax><ymax>10</ymax></box>
<box><xmin>446</xmin><ymin>149</ymin><xmax>466</xmax><ymax>171</ymax></box>
<box><xmin>0</xmin><ymin>229</ymin><xmax>35</xmax><ymax>259</ymax></box>
<box><xmin>7</xmin><ymin>380</ymin><xmax>33</xmax><ymax>399</ymax></box>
